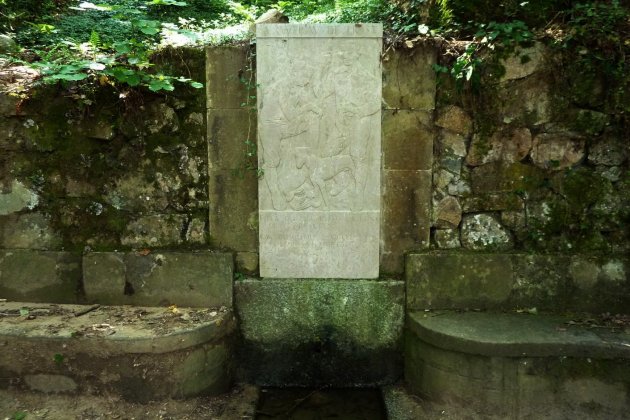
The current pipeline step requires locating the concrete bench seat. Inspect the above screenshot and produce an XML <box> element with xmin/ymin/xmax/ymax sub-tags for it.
<box><xmin>0</xmin><ymin>302</ymin><xmax>236</xmax><ymax>402</ymax></box>
<box><xmin>405</xmin><ymin>311</ymin><xmax>630</xmax><ymax>418</ymax></box>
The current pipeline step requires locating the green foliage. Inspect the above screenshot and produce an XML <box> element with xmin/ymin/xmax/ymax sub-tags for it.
<box><xmin>555</xmin><ymin>1</ymin><xmax>629</xmax><ymax>115</ymax></box>
<box><xmin>11</xmin><ymin>412</ymin><xmax>27</xmax><ymax>420</ymax></box>
<box><xmin>434</xmin><ymin>19</ymin><xmax>533</xmax><ymax>90</ymax></box>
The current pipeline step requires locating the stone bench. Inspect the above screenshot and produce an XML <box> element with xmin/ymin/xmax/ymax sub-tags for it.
<box><xmin>0</xmin><ymin>302</ymin><xmax>236</xmax><ymax>402</ymax></box>
<box><xmin>405</xmin><ymin>311</ymin><xmax>630</xmax><ymax>418</ymax></box>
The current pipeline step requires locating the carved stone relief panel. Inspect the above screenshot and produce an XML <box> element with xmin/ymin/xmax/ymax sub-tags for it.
<box><xmin>257</xmin><ymin>24</ymin><xmax>382</xmax><ymax>278</ymax></box>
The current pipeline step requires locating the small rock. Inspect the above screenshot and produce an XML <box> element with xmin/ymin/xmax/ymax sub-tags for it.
<box><xmin>466</xmin><ymin>127</ymin><xmax>532</xmax><ymax>166</ymax></box>
<box><xmin>250</xmin><ymin>9</ymin><xmax>289</xmax><ymax>32</ymax></box>
<box><xmin>438</xmin><ymin>129</ymin><xmax>467</xmax><ymax>157</ymax></box>
<box><xmin>435</xmin><ymin>196</ymin><xmax>462</xmax><ymax>228</ymax></box>
<box><xmin>256</xmin><ymin>9</ymin><xmax>289</xmax><ymax>24</ymax></box>
<box><xmin>434</xmin><ymin>229</ymin><xmax>461</xmax><ymax>249</ymax></box>
<box><xmin>461</xmin><ymin>213</ymin><xmax>513</xmax><ymax>250</ymax></box>
<box><xmin>500</xmin><ymin>43</ymin><xmax>544</xmax><ymax>82</ymax></box>
<box><xmin>0</xmin><ymin>34</ymin><xmax>17</xmax><ymax>54</ymax></box>
<box><xmin>0</xmin><ymin>180</ymin><xmax>39</xmax><ymax>215</ymax></box>
<box><xmin>435</xmin><ymin>105</ymin><xmax>472</xmax><ymax>137</ymax></box>
<box><xmin>530</xmin><ymin>133</ymin><xmax>585</xmax><ymax>170</ymax></box>
<box><xmin>588</xmin><ymin>136</ymin><xmax>627</xmax><ymax>166</ymax></box>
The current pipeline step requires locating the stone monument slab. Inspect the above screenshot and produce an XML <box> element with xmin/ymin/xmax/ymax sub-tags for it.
<box><xmin>257</xmin><ymin>24</ymin><xmax>382</xmax><ymax>278</ymax></box>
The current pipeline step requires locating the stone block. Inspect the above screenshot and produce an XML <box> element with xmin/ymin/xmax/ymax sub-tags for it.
<box><xmin>434</xmin><ymin>229</ymin><xmax>460</xmax><ymax>249</ymax></box>
<box><xmin>382</xmin><ymin>110</ymin><xmax>433</xmax><ymax>171</ymax></box>
<box><xmin>461</xmin><ymin>193</ymin><xmax>524</xmax><ymax>212</ymax></box>
<box><xmin>235</xmin><ymin>252</ymin><xmax>258</xmax><ymax>274</ymax></box>
<box><xmin>206</xmin><ymin>46</ymin><xmax>252</xmax><ymax>110</ymax></box>
<box><xmin>0</xmin><ymin>179</ymin><xmax>39</xmax><ymax>215</ymax></box>
<box><xmin>498</xmin><ymin>75</ymin><xmax>552</xmax><ymax>126</ymax></box>
<box><xmin>499</xmin><ymin>43</ymin><xmax>545</xmax><ymax>82</ymax></box>
<box><xmin>260</xmin><ymin>211</ymin><xmax>379</xmax><ymax>278</ymax></box>
<box><xmin>257</xmin><ymin>24</ymin><xmax>382</xmax><ymax>278</ymax></box>
<box><xmin>466</xmin><ymin>127</ymin><xmax>532</xmax><ymax>166</ymax></box>
<box><xmin>383</xmin><ymin>45</ymin><xmax>436</xmax><ymax>110</ymax></box>
<box><xmin>406</xmin><ymin>253</ymin><xmax>514</xmax><ymax>310</ymax></box>
<box><xmin>531</xmin><ymin>133</ymin><xmax>585</xmax><ymax>170</ymax></box>
<box><xmin>235</xmin><ymin>278</ymin><xmax>404</xmax><ymax>386</ymax></box>
<box><xmin>566</xmin><ymin>255</ymin><xmax>630</xmax><ymax>314</ymax></box>
<box><xmin>82</xmin><ymin>252</ymin><xmax>126</xmax><ymax>304</ymax></box>
<box><xmin>121</xmin><ymin>214</ymin><xmax>187</xmax><ymax>247</ymax></box>
<box><xmin>129</xmin><ymin>251</ymin><xmax>232</xmax><ymax>308</ymax></box>
<box><xmin>207</xmin><ymin>108</ymin><xmax>256</xmax><ymax>170</ymax></box>
<box><xmin>471</xmin><ymin>161</ymin><xmax>544</xmax><ymax>194</ymax></box>
<box><xmin>381</xmin><ymin>170</ymin><xmax>431</xmax><ymax>275</ymax></box>
<box><xmin>461</xmin><ymin>213</ymin><xmax>514</xmax><ymax>251</ymax></box>
<box><xmin>82</xmin><ymin>251</ymin><xmax>233</xmax><ymax>307</ymax></box>
<box><xmin>208</xmin><ymin>169</ymin><xmax>258</xmax><ymax>252</ymax></box>
<box><xmin>0</xmin><ymin>250</ymin><xmax>80</xmax><ymax>303</ymax></box>
<box><xmin>0</xmin><ymin>213</ymin><xmax>61</xmax><ymax>249</ymax></box>
<box><xmin>510</xmin><ymin>255</ymin><xmax>570</xmax><ymax>311</ymax></box>
<box><xmin>435</xmin><ymin>105</ymin><xmax>472</xmax><ymax>137</ymax></box>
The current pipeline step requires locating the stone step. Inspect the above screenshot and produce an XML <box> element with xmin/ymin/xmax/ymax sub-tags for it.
<box><xmin>405</xmin><ymin>311</ymin><xmax>630</xmax><ymax>418</ymax></box>
<box><xmin>0</xmin><ymin>302</ymin><xmax>236</xmax><ymax>402</ymax></box>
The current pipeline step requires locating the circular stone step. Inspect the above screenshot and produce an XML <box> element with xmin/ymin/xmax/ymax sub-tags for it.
<box><xmin>0</xmin><ymin>302</ymin><xmax>236</xmax><ymax>402</ymax></box>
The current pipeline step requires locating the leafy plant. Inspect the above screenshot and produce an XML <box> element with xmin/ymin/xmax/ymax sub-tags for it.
<box><xmin>434</xmin><ymin>19</ymin><xmax>533</xmax><ymax>90</ymax></box>
<box><xmin>20</xmin><ymin>1</ymin><xmax>204</xmax><ymax>92</ymax></box>
<box><xmin>53</xmin><ymin>353</ymin><xmax>65</xmax><ymax>365</ymax></box>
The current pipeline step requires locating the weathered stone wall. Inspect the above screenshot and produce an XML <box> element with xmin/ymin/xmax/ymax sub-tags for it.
<box><xmin>430</xmin><ymin>43</ymin><xmax>629</xmax><ymax>254</ymax></box>
<box><xmin>0</xmin><ymin>48</ymin><xmax>209</xmax><ymax>252</ymax></box>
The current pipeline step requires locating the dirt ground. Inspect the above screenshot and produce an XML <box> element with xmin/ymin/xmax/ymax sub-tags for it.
<box><xmin>0</xmin><ymin>384</ymin><xmax>258</xmax><ymax>420</ymax></box>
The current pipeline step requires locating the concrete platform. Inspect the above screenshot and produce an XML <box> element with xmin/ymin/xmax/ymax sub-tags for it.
<box><xmin>0</xmin><ymin>302</ymin><xmax>236</xmax><ymax>402</ymax></box>
<box><xmin>405</xmin><ymin>311</ymin><xmax>630</xmax><ymax>418</ymax></box>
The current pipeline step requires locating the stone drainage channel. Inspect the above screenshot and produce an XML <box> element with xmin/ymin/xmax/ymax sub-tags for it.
<box><xmin>257</xmin><ymin>388</ymin><xmax>387</xmax><ymax>419</ymax></box>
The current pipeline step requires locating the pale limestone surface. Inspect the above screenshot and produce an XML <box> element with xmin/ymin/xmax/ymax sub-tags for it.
<box><xmin>257</xmin><ymin>24</ymin><xmax>382</xmax><ymax>278</ymax></box>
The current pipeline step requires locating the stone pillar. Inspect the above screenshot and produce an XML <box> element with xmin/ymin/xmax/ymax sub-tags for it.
<box><xmin>256</xmin><ymin>24</ymin><xmax>382</xmax><ymax>279</ymax></box>
<box><xmin>206</xmin><ymin>46</ymin><xmax>259</xmax><ymax>273</ymax></box>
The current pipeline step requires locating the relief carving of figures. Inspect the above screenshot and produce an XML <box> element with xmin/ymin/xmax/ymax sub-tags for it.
<box><xmin>259</xmin><ymin>39</ymin><xmax>379</xmax><ymax>211</ymax></box>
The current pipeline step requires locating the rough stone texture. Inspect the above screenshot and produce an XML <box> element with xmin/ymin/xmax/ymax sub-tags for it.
<box><xmin>588</xmin><ymin>135</ymin><xmax>627</xmax><ymax>166</ymax></box>
<box><xmin>121</xmin><ymin>214</ymin><xmax>187</xmax><ymax>247</ymax></box>
<box><xmin>530</xmin><ymin>133</ymin><xmax>585</xmax><ymax>170</ymax></box>
<box><xmin>435</xmin><ymin>105</ymin><xmax>473</xmax><ymax>137</ymax></box>
<box><xmin>471</xmin><ymin>162</ymin><xmax>543</xmax><ymax>194</ymax></box>
<box><xmin>382</xmin><ymin>45</ymin><xmax>436</xmax><ymax>110</ymax></box>
<box><xmin>466</xmin><ymin>127</ymin><xmax>532</xmax><ymax>166</ymax></box>
<box><xmin>0</xmin><ymin>250</ymin><xmax>80</xmax><ymax>303</ymax></box>
<box><xmin>0</xmin><ymin>213</ymin><xmax>61</xmax><ymax>249</ymax></box>
<box><xmin>499</xmin><ymin>43</ymin><xmax>545</xmax><ymax>82</ymax></box>
<box><xmin>0</xmin><ymin>35</ymin><xmax>17</xmax><ymax>54</ymax></box>
<box><xmin>406</xmin><ymin>253</ymin><xmax>630</xmax><ymax>313</ymax></box>
<box><xmin>434</xmin><ymin>196</ymin><xmax>462</xmax><ymax>228</ymax></box>
<box><xmin>82</xmin><ymin>252</ymin><xmax>126</xmax><ymax>304</ymax></box>
<box><xmin>254</xmin><ymin>9</ymin><xmax>288</xmax><ymax>24</ymax></box>
<box><xmin>433</xmin><ymin>229</ymin><xmax>460</xmax><ymax>249</ymax></box>
<box><xmin>406</xmin><ymin>253</ymin><xmax>513</xmax><ymax>310</ymax></box>
<box><xmin>235</xmin><ymin>252</ymin><xmax>258</xmax><ymax>274</ymax></box>
<box><xmin>25</xmin><ymin>375</ymin><xmax>78</xmax><ymax>394</ymax></box>
<box><xmin>437</xmin><ymin>129</ymin><xmax>467</xmax><ymax>157</ymax></box>
<box><xmin>206</xmin><ymin>46</ymin><xmax>251</xmax><ymax>110</ymax></box>
<box><xmin>206</xmin><ymin>46</ymin><xmax>259</xmax><ymax>255</ymax></box>
<box><xmin>0</xmin><ymin>180</ymin><xmax>39</xmax><ymax>215</ymax></box>
<box><xmin>383</xmin><ymin>110</ymin><xmax>433</xmax><ymax>171</ymax></box>
<box><xmin>460</xmin><ymin>213</ymin><xmax>513</xmax><ymax>251</ymax></box>
<box><xmin>257</xmin><ymin>24</ymin><xmax>382</xmax><ymax>278</ymax></box>
<box><xmin>235</xmin><ymin>278</ymin><xmax>404</xmax><ymax>387</ymax></box>
<box><xmin>461</xmin><ymin>193</ymin><xmax>524</xmax><ymax>212</ymax></box>
<box><xmin>381</xmin><ymin>170</ymin><xmax>431</xmax><ymax>275</ymax></box>
<box><xmin>82</xmin><ymin>251</ymin><xmax>233</xmax><ymax>308</ymax></box>
<box><xmin>405</xmin><ymin>312</ymin><xmax>630</xmax><ymax>418</ymax></box>
<box><xmin>498</xmin><ymin>75</ymin><xmax>551</xmax><ymax>125</ymax></box>
<box><xmin>0</xmin><ymin>302</ymin><xmax>236</xmax><ymax>401</ymax></box>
